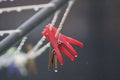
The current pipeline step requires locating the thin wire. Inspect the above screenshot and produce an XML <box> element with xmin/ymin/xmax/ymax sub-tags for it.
<box><xmin>50</xmin><ymin>10</ymin><xmax>61</xmax><ymax>30</ymax></box>
<box><xmin>14</xmin><ymin>36</ymin><xmax>27</xmax><ymax>54</ymax></box>
<box><xmin>55</xmin><ymin>0</ymin><xmax>75</xmax><ymax>37</ymax></box>
<box><xmin>0</xmin><ymin>3</ymin><xmax>55</xmax><ymax>13</ymax></box>
<box><xmin>0</xmin><ymin>29</ymin><xmax>21</xmax><ymax>36</ymax></box>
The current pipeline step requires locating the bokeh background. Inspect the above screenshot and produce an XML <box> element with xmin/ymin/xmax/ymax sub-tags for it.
<box><xmin>0</xmin><ymin>0</ymin><xmax>120</xmax><ymax>80</ymax></box>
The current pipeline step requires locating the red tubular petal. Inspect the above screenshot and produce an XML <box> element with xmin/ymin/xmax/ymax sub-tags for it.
<box><xmin>46</xmin><ymin>26</ymin><xmax>64</xmax><ymax>65</ymax></box>
<box><xmin>42</xmin><ymin>30</ymin><xmax>50</xmax><ymax>41</ymax></box>
<box><xmin>60</xmin><ymin>34</ymin><xmax>78</xmax><ymax>57</ymax></box>
<box><xmin>54</xmin><ymin>46</ymin><xmax>64</xmax><ymax>65</ymax></box>
<box><xmin>63</xmin><ymin>35</ymin><xmax>83</xmax><ymax>47</ymax></box>
<box><xmin>51</xmin><ymin>25</ymin><xmax>57</xmax><ymax>35</ymax></box>
<box><xmin>59</xmin><ymin>45</ymin><xmax>74</xmax><ymax>61</ymax></box>
<box><xmin>63</xmin><ymin>42</ymin><xmax>78</xmax><ymax>57</ymax></box>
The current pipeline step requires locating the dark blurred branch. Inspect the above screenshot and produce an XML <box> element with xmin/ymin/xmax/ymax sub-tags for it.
<box><xmin>0</xmin><ymin>0</ymin><xmax>69</xmax><ymax>55</ymax></box>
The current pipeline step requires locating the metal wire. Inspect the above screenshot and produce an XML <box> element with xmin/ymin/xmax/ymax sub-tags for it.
<box><xmin>0</xmin><ymin>3</ymin><xmax>55</xmax><ymax>13</ymax></box>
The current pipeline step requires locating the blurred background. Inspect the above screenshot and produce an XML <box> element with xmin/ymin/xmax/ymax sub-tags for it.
<box><xmin>0</xmin><ymin>0</ymin><xmax>120</xmax><ymax>80</ymax></box>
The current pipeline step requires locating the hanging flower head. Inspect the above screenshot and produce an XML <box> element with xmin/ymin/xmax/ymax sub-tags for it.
<box><xmin>42</xmin><ymin>24</ymin><xmax>83</xmax><ymax>65</ymax></box>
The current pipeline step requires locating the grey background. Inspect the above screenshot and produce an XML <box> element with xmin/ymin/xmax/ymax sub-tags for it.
<box><xmin>0</xmin><ymin>0</ymin><xmax>120</xmax><ymax>80</ymax></box>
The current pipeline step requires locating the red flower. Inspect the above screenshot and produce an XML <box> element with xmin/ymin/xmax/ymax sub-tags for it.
<box><xmin>42</xmin><ymin>24</ymin><xmax>83</xmax><ymax>65</ymax></box>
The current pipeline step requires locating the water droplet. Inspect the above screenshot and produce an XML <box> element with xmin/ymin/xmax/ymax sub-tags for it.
<box><xmin>54</xmin><ymin>70</ymin><xmax>58</xmax><ymax>72</ymax></box>
<box><xmin>34</xmin><ymin>8</ymin><xmax>39</xmax><ymax>11</ymax></box>
<box><xmin>17</xmin><ymin>8</ymin><xmax>21</xmax><ymax>12</ymax></box>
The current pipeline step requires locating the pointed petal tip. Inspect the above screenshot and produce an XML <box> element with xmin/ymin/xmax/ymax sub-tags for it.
<box><xmin>71</xmin><ymin>58</ymin><xmax>74</xmax><ymax>61</ymax></box>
